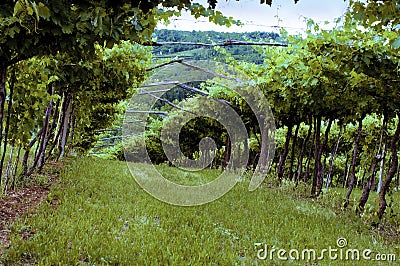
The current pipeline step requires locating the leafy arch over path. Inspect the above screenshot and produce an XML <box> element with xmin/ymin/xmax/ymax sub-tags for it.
<box><xmin>0</xmin><ymin>0</ymin><xmax>299</xmax><ymax>192</ymax></box>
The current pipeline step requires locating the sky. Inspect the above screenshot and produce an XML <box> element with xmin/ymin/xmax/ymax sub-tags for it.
<box><xmin>157</xmin><ymin>0</ymin><xmax>350</xmax><ymax>34</ymax></box>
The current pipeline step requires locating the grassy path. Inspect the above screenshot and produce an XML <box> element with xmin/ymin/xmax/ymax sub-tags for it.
<box><xmin>1</xmin><ymin>158</ymin><xmax>399</xmax><ymax>265</ymax></box>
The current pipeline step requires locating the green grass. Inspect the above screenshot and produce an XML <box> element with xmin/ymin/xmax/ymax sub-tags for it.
<box><xmin>2</xmin><ymin>158</ymin><xmax>399</xmax><ymax>265</ymax></box>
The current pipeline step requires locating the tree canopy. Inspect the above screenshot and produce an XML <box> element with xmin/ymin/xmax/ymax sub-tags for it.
<box><xmin>1</xmin><ymin>0</ymin><xmax>399</xmax><ymax>222</ymax></box>
<box><xmin>117</xmin><ymin>0</ymin><xmax>400</xmax><ymax>220</ymax></box>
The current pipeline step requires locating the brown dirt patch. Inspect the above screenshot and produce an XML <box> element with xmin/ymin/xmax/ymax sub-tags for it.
<box><xmin>0</xmin><ymin>186</ymin><xmax>51</xmax><ymax>249</ymax></box>
<box><xmin>0</xmin><ymin>161</ymin><xmax>62</xmax><ymax>255</ymax></box>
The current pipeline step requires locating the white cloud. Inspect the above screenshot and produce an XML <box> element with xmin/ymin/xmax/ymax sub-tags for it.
<box><xmin>157</xmin><ymin>0</ymin><xmax>349</xmax><ymax>33</ymax></box>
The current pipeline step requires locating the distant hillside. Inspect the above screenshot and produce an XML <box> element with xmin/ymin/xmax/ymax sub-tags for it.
<box><xmin>152</xmin><ymin>29</ymin><xmax>281</xmax><ymax>63</ymax></box>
